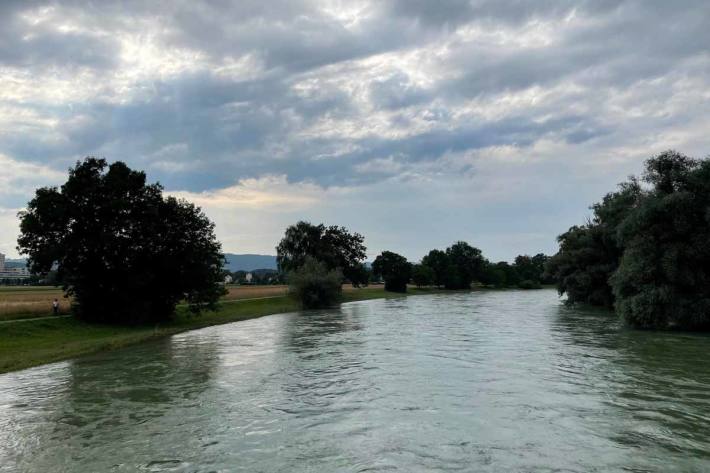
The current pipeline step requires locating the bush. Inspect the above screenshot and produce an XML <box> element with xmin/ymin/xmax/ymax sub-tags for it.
<box><xmin>287</xmin><ymin>257</ymin><xmax>343</xmax><ymax>309</ymax></box>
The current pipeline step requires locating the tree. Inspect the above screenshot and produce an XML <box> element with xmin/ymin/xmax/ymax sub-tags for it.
<box><xmin>444</xmin><ymin>241</ymin><xmax>486</xmax><ymax>289</ymax></box>
<box><xmin>481</xmin><ymin>261</ymin><xmax>520</xmax><ymax>288</ymax></box>
<box><xmin>347</xmin><ymin>263</ymin><xmax>370</xmax><ymax>288</ymax></box>
<box><xmin>421</xmin><ymin>249</ymin><xmax>450</xmax><ymax>288</ymax></box>
<box><xmin>546</xmin><ymin>179</ymin><xmax>642</xmax><ymax>307</ymax></box>
<box><xmin>611</xmin><ymin>151</ymin><xmax>710</xmax><ymax>329</ymax></box>
<box><xmin>372</xmin><ymin>251</ymin><xmax>412</xmax><ymax>292</ymax></box>
<box><xmin>512</xmin><ymin>253</ymin><xmax>550</xmax><ymax>287</ymax></box>
<box><xmin>276</xmin><ymin>221</ymin><xmax>366</xmax><ymax>283</ymax></box>
<box><xmin>287</xmin><ymin>257</ymin><xmax>343</xmax><ymax>309</ymax></box>
<box><xmin>17</xmin><ymin>158</ymin><xmax>226</xmax><ymax>324</ymax></box>
<box><xmin>411</xmin><ymin>264</ymin><xmax>434</xmax><ymax>287</ymax></box>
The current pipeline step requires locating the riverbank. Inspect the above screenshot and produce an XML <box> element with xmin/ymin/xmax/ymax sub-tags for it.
<box><xmin>0</xmin><ymin>287</ymin><xmax>443</xmax><ymax>374</ymax></box>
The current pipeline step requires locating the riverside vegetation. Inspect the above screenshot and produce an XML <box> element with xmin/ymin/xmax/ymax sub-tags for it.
<box><xmin>546</xmin><ymin>150</ymin><xmax>710</xmax><ymax>330</ymax></box>
<box><xmin>4</xmin><ymin>151</ymin><xmax>710</xmax><ymax>374</ymax></box>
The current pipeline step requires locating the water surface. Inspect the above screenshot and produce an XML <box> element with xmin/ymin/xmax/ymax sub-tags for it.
<box><xmin>2</xmin><ymin>290</ymin><xmax>710</xmax><ymax>472</ymax></box>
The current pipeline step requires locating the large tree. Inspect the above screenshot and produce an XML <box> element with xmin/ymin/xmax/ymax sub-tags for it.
<box><xmin>411</xmin><ymin>264</ymin><xmax>434</xmax><ymax>288</ymax></box>
<box><xmin>17</xmin><ymin>158</ymin><xmax>226</xmax><ymax>324</ymax></box>
<box><xmin>444</xmin><ymin>241</ymin><xmax>486</xmax><ymax>289</ymax></box>
<box><xmin>421</xmin><ymin>249</ymin><xmax>450</xmax><ymax>288</ymax></box>
<box><xmin>612</xmin><ymin>151</ymin><xmax>710</xmax><ymax>329</ymax></box>
<box><xmin>276</xmin><ymin>221</ymin><xmax>366</xmax><ymax>283</ymax></box>
<box><xmin>546</xmin><ymin>179</ymin><xmax>642</xmax><ymax>307</ymax></box>
<box><xmin>372</xmin><ymin>251</ymin><xmax>412</xmax><ymax>293</ymax></box>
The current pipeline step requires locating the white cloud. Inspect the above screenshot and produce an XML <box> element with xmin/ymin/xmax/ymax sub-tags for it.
<box><xmin>1</xmin><ymin>0</ymin><xmax>710</xmax><ymax>262</ymax></box>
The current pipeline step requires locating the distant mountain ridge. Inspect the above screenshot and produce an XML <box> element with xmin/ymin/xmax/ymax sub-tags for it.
<box><xmin>224</xmin><ymin>254</ymin><xmax>277</xmax><ymax>272</ymax></box>
<box><xmin>3</xmin><ymin>259</ymin><xmax>27</xmax><ymax>269</ymax></box>
<box><xmin>1</xmin><ymin>255</ymin><xmax>277</xmax><ymax>272</ymax></box>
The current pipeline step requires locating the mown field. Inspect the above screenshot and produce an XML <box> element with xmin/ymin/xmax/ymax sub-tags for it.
<box><xmin>0</xmin><ymin>285</ymin><xmax>418</xmax><ymax>374</ymax></box>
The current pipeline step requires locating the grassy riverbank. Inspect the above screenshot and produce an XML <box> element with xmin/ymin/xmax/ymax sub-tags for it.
<box><xmin>0</xmin><ymin>287</ymin><xmax>436</xmax><ymax>374</ymax></box>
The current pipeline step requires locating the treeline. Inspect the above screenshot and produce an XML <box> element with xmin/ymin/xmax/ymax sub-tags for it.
<box><xmin>275</xmin><ymin>221</ymin><xmax>552</xmax><ymax>308</ymax></box>
<box><xmin>229</xmin><ymin>269</ymin><xmax>283</xmax><ymax>285</ymax></box>
<box><xmin>546</xmin><ymin>151</ymin><xmax>710</xmax><ymax>330</ymax></box>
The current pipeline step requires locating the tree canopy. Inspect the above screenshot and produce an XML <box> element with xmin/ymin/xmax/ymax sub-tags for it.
<box><xmin>545</xmin><ymin>180</ymin><xmax>641</xmax><ymax>307</ymax></box>
<box><xmin>372</xmin><ymin>251</ymin><xmax>412</xmax><ymax>292</ymax></box>
<box><xmin>445</xmin><ymin>241</ymin><xmax>486</xmax><ymax>289</ymax></box>
<box><xmin>411</xmin><ymin>264</ymin><xmax>434</xmax><ymax>288</ymax></box>
<box><xmin>420</xmin><ymin>242</ymin><xmax>487</xmax><ymax>289</ymax></box>
<box><xmin>549</xmin><ymin>150</ymin><xmax>710</xmax><ymax>330</ymax></box>
<box><xmin>17</xmin><ymin>158</ymin><xmax>226</xmax><ymax>324</ymax></box>
<box><xmin>421</xmin><ymin>249</ymin><xmax>450</xmax><ymax>288</ymax></box>
<box><xmin>611</xmin><ymin>152</ymin><xmax>710</xmax><ymax>329</ymax></box>
<box><xmin>276</xmin><ymin>221</ymin><xmax>366</xmax><ymax>284</ymax></box>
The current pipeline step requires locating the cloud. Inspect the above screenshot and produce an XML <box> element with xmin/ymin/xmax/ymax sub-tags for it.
<box><xmin>1</xmin><ymin>0</ymin><xmax>710</xmax><ymax>259</ymax></box>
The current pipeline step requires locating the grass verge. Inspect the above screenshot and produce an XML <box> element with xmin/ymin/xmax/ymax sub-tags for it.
<box><xmin>0</xmin><ymin>287</ymin><xmax>426</xmax><ymax>374</ymax></box>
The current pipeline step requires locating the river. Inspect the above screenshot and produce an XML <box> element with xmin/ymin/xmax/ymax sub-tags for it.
<box><xmin>1</xmin><ymin>289</ymin><xmax>710</xmax><ymax>472</ymax></box>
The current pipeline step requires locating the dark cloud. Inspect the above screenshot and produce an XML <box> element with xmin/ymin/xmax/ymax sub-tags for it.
<box><xmin>0</xmin><ymin>1</ymin><xmax>119</xmax><ymax>70</ymax></box>
<box><xmin>1</xmin><ymin>0</ymin><xmax>709</xmax><ymax>193</ymax></box>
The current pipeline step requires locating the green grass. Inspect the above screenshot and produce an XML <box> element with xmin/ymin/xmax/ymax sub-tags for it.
<box><xmin>0</xmin><ymin>287</ymin><xmax>433</xmax><ymax>374</ymax></box>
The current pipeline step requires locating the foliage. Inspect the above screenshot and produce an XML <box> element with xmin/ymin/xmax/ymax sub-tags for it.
<box><xmin>421</xmin><ymin>249</ymin><xmax>450</xmax><ymax>288</ymax></box>
<box><xmin>411</xmin><ymin>264</ymin><xmax>434</xmax><ymax>287</ymax></box>
<box><xmin>444</xmin><ymin>241</ymin><xmax>486</xmax><ymax>289</ymax></box>
<box><xmin>548</xmin><ymin>150</ymin><xmax>710</xmax><ymax>330</ymax></box>
<box><xmin>479</xmin><ymin>256</ymin><xmax>551</xmax><ymax>289</ymax></box>
<box><xmin>276</xmin><ymin>221</ymin><xmax>366</xmax><ymax>283</ymax></box>
<box><xmin>372</xmin><ymin>251</ymin><xmax>412</xmax><ymax>292</ymax></box>
<box><xmin>347</xmin><ymin>263</ymin><xmax>370</xmax><ymax>288</ymax></box>
<box><xmin>513</xmin><ymin>254</ymin><xmax>552</xmax><ymax>285</ymax></box>
<box><xmin>17</xmin><ymin>158</ymin><xmax>226</xmax><ymax>324</ymax></box>
<box><xmin>481</xmin><ymin>261</ymin><xmax>520</xmax><ymax>288</ymax></box>
<box><xmin>421</xmin><ymin>242</ymin><xmax>486</xmax><ymax>289</ymax></box>
<box><xmin>518</xmin><ymin>279</ymin><xmax>542</xmax><ymax>290</ymax></box>
<box><xmin>611</xmin><ymin>151</ymin><xmax>710</xmax><ymax>329</ymax></box>
<box><xmin>286</xmin><ymin>257</ymin><xmax>343</xmax><ymax>309</ymax></box>
<box><xmin>546</xmin><ymin>179</ymin><xmax>642</xmax><ymax>307</ymax></box>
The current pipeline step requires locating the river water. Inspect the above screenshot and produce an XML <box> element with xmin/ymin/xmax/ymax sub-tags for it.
<box><xmin>1</xmin><ymin>289</ymin><xmax>710</xmax><ymax>472</ymax></box>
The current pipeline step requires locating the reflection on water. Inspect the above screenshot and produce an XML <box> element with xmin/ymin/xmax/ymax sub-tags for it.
<box><xmin>1</xmin><ymin>290</ymin><xmax>710</xmax><ymax>472</ymax></box>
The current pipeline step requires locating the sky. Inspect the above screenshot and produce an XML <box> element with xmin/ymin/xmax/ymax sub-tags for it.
<box><xmin>1</xmin><ymin>1</ymin><xmax>709</xmax><ymax>262</ymax></box>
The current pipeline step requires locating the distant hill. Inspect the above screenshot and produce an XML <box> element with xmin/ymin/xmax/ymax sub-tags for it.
<box><xmin>224</xmin><ymin>254</ymin><xmax>277</xmax><ymax>272</ymax></box>
<box><xmin>3</xmin><ymin>259</ymin><xmax>27</xmax><ymax>269</ymax></box>
<box><xmin>5</xmin><ymin>261</ymin><xmax>28</xmax><ymax>269</ymax></box>
<box><xmin>2</xmin><ymin>255</ymin><xmax>277</xmax><ymax>272</ymax></box>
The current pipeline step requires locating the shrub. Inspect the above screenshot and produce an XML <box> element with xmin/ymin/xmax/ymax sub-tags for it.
<box><xmin>287</xmin><ymin>257</ymin><xmax>343</xmax><ymax>309</ymax></box>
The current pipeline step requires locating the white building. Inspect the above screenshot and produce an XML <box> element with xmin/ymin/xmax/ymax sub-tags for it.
<box><xmin>0</xmin><ymin>252</ymin><xmax>4</xmax><ymax>272</ymax></box>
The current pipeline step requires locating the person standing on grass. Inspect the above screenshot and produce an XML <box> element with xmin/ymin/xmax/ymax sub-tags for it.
<box><xmin>52</xmin><ymin>299</ymin><xmax>59</xmax><ymax>316</ymax></box>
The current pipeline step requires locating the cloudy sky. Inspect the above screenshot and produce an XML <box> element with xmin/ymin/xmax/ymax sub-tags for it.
<box><xmin>1</xmin><ymin>1</ymin><xmax>709</xmax><ymax>261</ymax></box>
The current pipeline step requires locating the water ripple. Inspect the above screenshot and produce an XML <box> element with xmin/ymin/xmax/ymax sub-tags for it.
<box><xmin>2</xmin><ymin>290</ymin><xmax>710</xmax><ymax>471</ymax></box>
